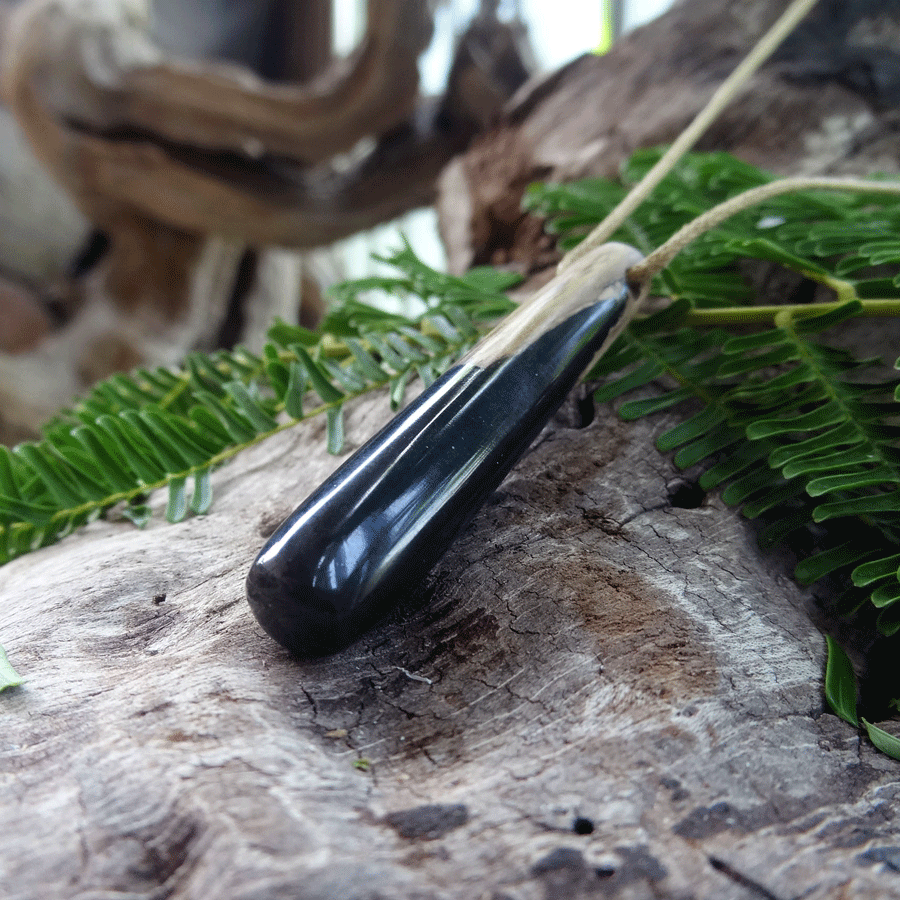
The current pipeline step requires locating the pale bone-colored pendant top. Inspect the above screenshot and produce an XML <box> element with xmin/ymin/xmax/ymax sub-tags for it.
<box><xmin>464</xmin><ymin>241</ymin><xmax>645</xmax><ymax>369</ymax></box>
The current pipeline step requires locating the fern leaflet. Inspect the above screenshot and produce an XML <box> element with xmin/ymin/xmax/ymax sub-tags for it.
<box><xmin>0</xmin><ymin>247</ymin><xmax>517</xmax><ymax>566</ymax></box>
<box><xmin>527</xmin><ymin>149</ymin><xmax>900</xmax><ymax>739</ymax></box>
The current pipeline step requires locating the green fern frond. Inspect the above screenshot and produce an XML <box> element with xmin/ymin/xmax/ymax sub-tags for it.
<box><xmin>530</xmin><ymin>153</ymin><xmax>900</xmax><ymax>608</ymax></box>
<box><xmin>604</xmin><ymin>300</ymin><xmax>900</xmax><ymax>624</ymax></box>
<box><xmin>529</xmin><ymin>148</ymin><xmax>900</xmax><ymax>306</ymax></box>
<box><xmin>0</xmin><ymin>248</ymin><xmax>517</xmax><ymax>566</ymax></box>
<box><xmin>6</xmin><ymin>149</ymin><xmax>900</xmax><ymax>747</ymax></box>
<box><xmin>527</xmin><ymin>150</ymin><xmax>900</xmax><ymax>741</ymax></box>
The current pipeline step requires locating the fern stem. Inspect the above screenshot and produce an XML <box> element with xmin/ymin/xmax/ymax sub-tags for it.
<box><xmin>38</xmin><ymin>416</ymin><xmax>303</xmax><ymax>534</ymax></box>
<box><xmin>629</xmin><ymin>177</ymin><xmax>900</xmax><ymax>285</ymax></box>
<box><xmin>560</xmin><ymin>0</ymin><xmax>822</xmax><ymax>273</ymax></box>
<box><xmin>682</xmin><ymin>299</ymin><xmax>900</xmax><ymax>327</ymax></box>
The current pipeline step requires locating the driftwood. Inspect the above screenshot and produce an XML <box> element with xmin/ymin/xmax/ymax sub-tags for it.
<box><xmin>2</xmin><ymin>0</ymin><xmax>437</xmax><ymax>241</ymax></box>
<box><xmin>0</xmin><ymin>0</ymin><xmax>532</xmax><ymax>439</ymax></box>
<box><xmin>437</xmin><ymin>0</ymin><xmax>900</xmax><ymax>273</ymax></box>
<box><xmin>3</xmin><ymin>386</ymin><xmax>900</xmax><ymax>899</ymax></box>
<box><xmin>4</xmin><ymin>1</ymin><xmax>900</xmax><ymax>897</ymax></box>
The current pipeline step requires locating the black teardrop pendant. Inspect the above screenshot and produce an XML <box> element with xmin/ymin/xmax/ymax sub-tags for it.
<box><xmin>246</xmin><ymin>243</ymin><xmax>643</xmax><ymax>656</ymax></box>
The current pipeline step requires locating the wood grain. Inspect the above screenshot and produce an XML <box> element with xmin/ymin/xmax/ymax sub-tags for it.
<box><xmin>3</xmin><ymin>386</ymin><xmax>898</xmax><ymax>899</ymax></box>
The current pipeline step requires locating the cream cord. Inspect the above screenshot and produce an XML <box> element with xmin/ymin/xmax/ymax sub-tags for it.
<box><xmin>628</xmin><ymin>177</ymin><xmax>900</xmax><ymax>285</ymax></box>
<box><xmin>559</xmin><ymin>0</ymin><xmax>822</xmax><ymax>275</ymax></box>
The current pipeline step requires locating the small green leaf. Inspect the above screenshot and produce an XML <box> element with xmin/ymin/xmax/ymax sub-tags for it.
<box><xmin>628</xmin><ymin>297</ymin><xmax>692</xmax><ymax>335</ymax></box>
<box><xmin>263</xmin><ymin>345</ymin><xmax>289</xmax><ymax>397</ymax></box>
<box><xmin>166</xmin><ymin>477</ymin><xmax>189</xmax><ymax>523</ymax></box>
<box><xmin>136</xmin><ymin>366</ymin><xmax>182</xmax><ymax>397</ymax></box>
<box><xmin>385</xmin><ymin>332</ymin><xmax>427</xmax><ymax>363</ymax></box>
<box><xmin>397</xmin><ymin>325</ymin><xmax>444</xmax><ymax>354</ymax></box>
<box><xmin>616</xmin><ymin>388</ymin><xmax>694</xmax><ymax>420</ymax></box>
<box><xmin>189</xmin><ymin>404</ymin><xmax>239</xmax><ymax>445</ymax></box>
<box><xmin>781</xmin><ymin>446</ymin><xmax>877</xmax><ymax>479</ymax></box>
<box><xmin>720</xmin><ymin>465</ymin><xmax>785</xmax><ymax>507</ymax></box>
<box><xmin>97</xmin><ymin>415</ymin><xmax>167</xmax><ymax>485</ymax></box>
<box><xmin>5</xmin><ymin>522</ymin><xmax>38</xmax><ymax>558</ymax></box>
<box><xmin>825</xmin><ymin>637</ymin><xmax>858</xmax><ymax>727</ymax></box>
<box><xmin>0</xmin><ymin>495</ymin><xmax>56</xmax><ymax>527</ymax></box>
<box><xmin>590</xmin><ymin>337</ymin><xmax>642</xmax><ymax>376</ymax></box>
<box><xmin>806</xmin><ymin>468</ymin><xmax>895</xmax><ymax>497</ymax></box>
<box><xmin>593</xmin><ymin>360</ymin><xmax>665</xmax><ymax>402</ymax></box>
<box><xmin>700</xmin><ymin>441</ymin><xmax>773</xmax><ymax>489</ymax></box>
<box><xmin>223</xmin><ymin>383</ymin><xmax>279</xmax><ymax>433</ymax></box>
<box><xmin>852</xmin><ymin>554</ymin><xmax>900</xmax><ymax>587</ymax></box>
<box><xmin>363</xmin><ymin>334</ymin><xmax>406</xmax><ymax>372</ymax></box>
<box><xmin>326</xmin><ymin>407</ymin><xmax>345</xmax><ymax>455</ymax></box>
<box><xmin>746</xmin><ymin>401</ymin><xmax>845</xmax><ymax>439</ymax></box>
<box><xmin>71</xmin><ymin>426</ymin><xmax>135</xmax><ymax>493</ymax></box>
<box><xmin>813</xmin><ymin>491</ymin><xmax>900</xmax><ymax>523</ymax></box>
<box><xmin>267</xmin><ymin>317</ymin><xmax>320</xmax><ymax>348</ymax></box>
<box><xmin>0</xmin><ymin>447</ymin><xmax>23</xmax><ymax>500</ymax></box>
<box><xmin>196</xmin><ymin>393</ymin><xmax>258</xmax><ymax>443</ymax></box>
<box><xmin>656</xmin><ymin>406</ymin><xmax>727</xmax><ymax>452</ymax></box>
<box><xmin>791</xmin><ymin>299</ymin><xmax>863</xmax><ymax>333</ymax></box>
<box><xmin>108</xmin><ymin>372</ymin><xmax>159</xmax><ymax>406</ymax></box>
<box><xmin>862</xmin><ymin>719</ymin><xmax>900</xmax><ymax>759</ymax></box>
<box><xmin>721</xmin><ymin>328</ymin><xmax>784</xmax><ymax>353</ymax></box>
<box><xmin>422</xmin><ymin>314</ymin><xmax>461</xmax><ymax>344</ymax></box>
<box><xmin>415</xmin><ymin>362</ymin><xmax>437</xmax><ymax>387</ymax></box>
<box><xmin>191</xmin><ymin>469</ymin><xmax>213</xmax><ymax>515</ymax></box>
<box><xmin>717</xmin><ymin>344</ymin><xmax>799</xmax><ymax>376</ymax></box>
<box><xmin>283</xmin><ymin>361</ymin><xmax>307</xmax><ymax>419</ymax></box>
<box><xmin>47</xmin><ymin>441</ymin><xmax>119</xmax><ymax>496</ymax></box>
<box><xmin>120</xmin><ymin>503</ymin><xmax>152</xmax><ymax>528</ymax></box>
<box><xmin>121</xmin><ymin>411</ymin><xmax>190</xmax><ymax>473</ymax></box>
<box><xmin>794</xmin><ymin>543</ymin><xmax>872</xmax><ymax>586</ymax></box>
<box><xmin>389</xmin><ymin>371</ymin><xmax>411</xmax><ymax>410</ymax></box>
<box><xmin>459</xmin><ymin>264</ymin><xmax>522</xmax><ymax>295</ymax></box>
<box><xmin>186</xmin><ymin>352</ymin><xmax>229</xmax><ymax>395</ymax></box>
<box><xmin>345</xmin><ymin>338</ymin><xmax>389</xmax><ymax>381</ymax></box>
<box><xmin>767</xmin><ymin>422</ymin><xmax>864</xmax><ymax>468</ymax></box>
<box><xmin>0</xmin><ymin>645</ymin><xmax>22</xmax><ymax>692</ymax></box>
<box><xmin>755</xmin><ymin>365</ymin><xmax>818</xmax><ymax>392</ymax></box>
<box><xmin>13</xmin><ymin>444</ymin><xmax>83</xmax><ymax>508</ymax></box>
<box><xmin>321</xmin><ymin>358</ymin><xmax>367</xmax><ymax>393</ymax></box>
<box><xmin>222</xmin><ymin>345</ymin><xmax>263</xmax><ymax>379</ymax></box>
<box><xmin>146</xmin><ymin>410</ymin><xmax>225</xmax><ymax>459</ymax></box>
<box><xmin>724</xmin><ymin>236</ymin><xmax>831</xmax><ymax>276</ymax></box>
<box><xmin>870</xmin><ymin>579</ymin><xmax>900</xmax><ymax>609</ymax></box>
<box><xmin>295</xmin><ymin>348</ymin><xmax>346</xmax><ymax>405</ymax></box>
<box><xmin>673</xmin><ymin>427</ymin><xmax>742</xmax><ymax>470</ymax></box>
<box><xmin>740</xmin><ymin>480</ymin><xmax>810</xmax><ymax>518</ymax></box>
<box><xmin>442</xmin><ymin>305</ymin><xmax>479</xmax><ymax>339</ymax></box>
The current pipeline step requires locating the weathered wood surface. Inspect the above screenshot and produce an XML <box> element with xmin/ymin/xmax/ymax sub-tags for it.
<box><xmin>3</xmin><ymin>385</ymin><xmax>900</xmax><ymax>899</ymax></box>
<box><xmin>4</xmin><ymin>1</ymin><xmax>900</xmax><ymax>896</ymax></box>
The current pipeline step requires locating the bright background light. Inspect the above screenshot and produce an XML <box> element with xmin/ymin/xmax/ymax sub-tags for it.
<box><xmin>325</xmin><ymin>0</ymin><xmax>678</xmax><ymax>286</ymax></box>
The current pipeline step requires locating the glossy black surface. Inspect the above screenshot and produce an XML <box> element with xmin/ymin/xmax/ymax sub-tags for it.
<box><xmin>246</xmin><ymin>286</ymin><xmax>629</xmax><ymax>656</ymax></box>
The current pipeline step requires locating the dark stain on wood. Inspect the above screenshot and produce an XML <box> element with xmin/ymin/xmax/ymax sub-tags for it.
<box><xmin>530</xmin><ymin>844</ymin><xmax>668</xmax><ymax>898</ymax></box>
<box><xmin>383</xmin><ymin>803</ymin><xmax>469</xmax><ymax>840</ymax></box>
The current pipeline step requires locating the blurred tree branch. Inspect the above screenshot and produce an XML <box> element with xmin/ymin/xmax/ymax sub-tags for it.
<box><xmin>0</xmin><ymin>0</ymin><xmax>534</xmax><ymax>438</ymax></box>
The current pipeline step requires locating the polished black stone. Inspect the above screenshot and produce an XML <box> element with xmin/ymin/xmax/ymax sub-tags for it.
<box><xmin>245</xmin><ymin>285</ymin><xmax>629</xmax><ymax>656</ymax></box>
